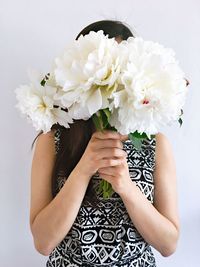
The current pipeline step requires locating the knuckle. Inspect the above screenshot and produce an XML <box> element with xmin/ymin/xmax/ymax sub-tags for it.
<box><xmin>112</xmin><ymin>148</ymin><xmax>118</xmax><ymax>157</ymax></box>
<box><xmin>114</xmin><ymin>139</ymin><xmax>119</xmax><ymax>147</ymax></box>
<box><xmin>119</xmin><ymin>158</ymin><xmax>124</xmax><ymax>164</ymax></box>
<box><xmin>118</xmin><ymin>169</ymin><xmax>123</xmax><ymax>176</ymax></box>
<box><xmin>113</xmin><ymin>140</ymin><xmax>123</xmax><ymax>149</ymax></box>
<box><xmin>91</xmin><ymin>133</ymin><xmax>97</xmax><ymax>140</ymax></box>
<box><xmin>104</xmin><ymin>130</ymin><xmax>120</xmax><ymax>139</ymax></box>
<box><xmin>90</xmin><ymin>137</ymin><xmax>95</xmax><ymax>145</ymax></box>
<box><xmin>90</xmin><ymin>138</ymin><xmax>97</xmax><ymax>147</ymax></box>
<box><xmin>123</xmin><ymin>151</ymin><xmax>127</xmax><ymax>157</ymax></box>
<box><xmin>92</xmin><ymin>130</ymin><xmax>100</xmax><ymax>139</ymax></box>
<box><xmin>120</xmin><ymin>141</ymin><xmax>124</xmax><ymax>149</ymax></box>
<box><xmin>88</xmin><ymin>144</ymin><xmax>94</xmax><ymax>154</ymax></box>
<box><xmin>107</xmin><ymin>159</ymin><xmax>113</xmax><ymax>165</ymax></box>
<box><xmin>117</xmin><ymin>140</ymin><xmax>122</xmax><ymax>147</ymax></box>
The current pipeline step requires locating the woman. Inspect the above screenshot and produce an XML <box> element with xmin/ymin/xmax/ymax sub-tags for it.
<box><xmin>29</xmin><ymin>20</ymin><xmax>180</xmax><ymax>267</ymax></box>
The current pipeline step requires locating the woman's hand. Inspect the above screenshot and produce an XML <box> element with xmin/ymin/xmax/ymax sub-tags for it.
<box><xmin>98</xmin><ymin>142</ymin><xmax>132</xmax><ymax>195</ymax></box>
<box><xmin>75</xmin><ymin>130</ymin><xmax>130</xmax><ymax>190</ymax></box>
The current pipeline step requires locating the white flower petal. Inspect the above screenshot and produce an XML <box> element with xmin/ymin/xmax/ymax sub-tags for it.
<box><xmin>53</xmin><ymin>30</ymin><xmax>121</xmax><ymax>120</ymax></box>
<box><xmin>109</xmin><ymin>36</ymin><xmax>188</xmax><ymax>137</ymax></box>
<box><xmin>87</xmin><ymin>88</ymin><xmax>102</xmax><ymax>116</ymax></box>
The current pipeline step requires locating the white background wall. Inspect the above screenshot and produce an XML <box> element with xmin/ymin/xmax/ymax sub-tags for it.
<box><xmin>1</xmin><ymin>0</ymin><xmax>199</xmax><ymax>266</ymax></box>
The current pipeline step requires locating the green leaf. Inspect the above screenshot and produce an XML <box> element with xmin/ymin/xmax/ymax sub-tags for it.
<box><xmin>108</xmin><ymin>185</ymin><xmax>114</xmax><ymax>196</ymax></box>
<box><xmin>129</xmin><ymin>136</ymin><xmax>143</xmax><ymax>151</ymax></box>
<box><xmin>102</xmin><ymin>108</ymin><xmax>111</xmax><ymax>121</ymax></box>
<box><xmin>178</xmin><ymin>117</ymin><xmax>183</xmax><ymax>127</ymax></box>
<box><xmin>129</xmin><ymin>130</ymin><xmax>148</xmax><ymax>139</ymax></box>
<box><xmin>40</xmin><ymin>78</ymin><xmax>46</xmax><ymax>86</ymax></box>
<box><xmin>128</xmin><ymin>131</ymin><xmax>156</xmax><ymax>151</ymax></box>
<box><xmin>100</xmin><ymin>110</ymin><xmax>109</xmax><ymax>128</ymax></box>
<box><xmin>180</xmin><ymin>109</ymin><xmax>184</xmax><ymax>116</ymax></box>
<box><xmin>40</xmin><ymin>72</ymin><xmax>50</xmax><ymax>87</ymax></box>
<box><xmin>96</xmin><ymin>180</ymin><xmax>104</xmax><ymax>194</ymax></box>
<box><xmin>92</xmin><ymin>113</ymin><xmax>103</xmax><ymax>131</ymax></box>
<box><xmin>106</xmin><ymin>125</ymin><xmax>117</xmax><ymax>131</ymax></box>
<box><xmin>178</xmin><ymin>109</ymin><xmax>184</xmax><ymax>127</ymax></box>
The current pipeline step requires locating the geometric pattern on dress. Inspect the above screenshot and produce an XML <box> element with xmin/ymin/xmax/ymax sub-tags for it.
<box><xmin>46</xmin><ymin>130</ymin><xmax>157</xmax><ymax>267</ymax></box>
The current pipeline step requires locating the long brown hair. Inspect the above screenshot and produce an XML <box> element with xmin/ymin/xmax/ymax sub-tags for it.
<box><xmin>31</xmin><ymin>20</ymin><xmax>135</xmax><ymax>206</ymax></box>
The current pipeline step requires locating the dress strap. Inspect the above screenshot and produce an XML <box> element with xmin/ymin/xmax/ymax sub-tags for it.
<box><xmin>54</xmin><ymin>128</ymin><xmax>62</xmax><ymax>154</ymax></box>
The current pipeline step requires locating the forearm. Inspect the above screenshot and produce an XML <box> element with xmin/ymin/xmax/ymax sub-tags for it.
<box><xmin>119</xmin><ymin>181</ymin><xmax>179</xmax><ymax>257</ymax></box>
<box><xmin>31</xmin><ymin>167</ymin><xmax>91</xmax><ymax>255</ymax></box>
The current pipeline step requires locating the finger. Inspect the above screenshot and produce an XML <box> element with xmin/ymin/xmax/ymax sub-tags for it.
<box><xmin>92</xmin><ymin>129</ymin><xmax>121</xmax><ymax>140</ymax></box>
<box><xmin>99</xmin><ymin>170</ymin><xmax>115</xmax><ymax>177</ymax></box>
<box><xmin>120</xmin><ymin>134</ymin><xmax>129</xmax><ymax>141</ymax></box>
<box><xmin>98</xmin><ymin>166</ymin><xmax>116</xmax><ymax>176</ymax></box>
<box><xmin>96</xmin><ymin>147</ymin><xmax>127</xmax><ymax>160</ymax></box>
<box><xmin>99</xmin><ymin>158</ymin><xmax>124</xmax><ymax>168</ymax></box>
<box><xmin>95</xmin><ymin>139</ymin><xmax>124</xmax><ymax>150</ymax></box>
<box><xmin>98</xmin><ymin>173</ymin><xmax>114</xmax><ymax>183</ymax></box>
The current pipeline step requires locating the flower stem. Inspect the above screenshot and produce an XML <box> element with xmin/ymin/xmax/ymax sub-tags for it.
<box><xmin>92</xmin><ymin>109</ymin><xmax>115</xmax><ymax>199</ymax></box>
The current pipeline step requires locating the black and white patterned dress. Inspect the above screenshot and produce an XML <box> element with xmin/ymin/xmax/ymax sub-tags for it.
<box><xmin>46</xmin><ymin>128</ymin><xmax>157</xmax><ymax>267</ymax></box>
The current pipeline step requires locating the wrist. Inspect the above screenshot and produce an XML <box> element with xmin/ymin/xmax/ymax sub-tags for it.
<box><xmin>73</xmin><ymin>164</ymin><xmax>92</xmax><ymax>184</ymax></box>
<box><xmin>118</xmin><ymin>180</ymin><xmax>138</xmax><ymax>200</ymax></box>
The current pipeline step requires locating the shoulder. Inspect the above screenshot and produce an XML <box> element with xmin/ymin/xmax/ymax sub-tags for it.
<box><xmin>36</xmin><ymin>129</ymin><xmax>56</xmax><ymax>144</ymax></box>
<box><xmin>155</xmin><ymin>132</ymin><xmax>173</xmax><ymax>152</ymax></box>
<box><xmin>32</xmin><ymin>129</ymin><xmax>57</xmax><ymax>157</ymax></box>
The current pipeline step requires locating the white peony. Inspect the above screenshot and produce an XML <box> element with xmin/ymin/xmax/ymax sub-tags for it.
<box><xmin>15</xmin><ymin>32</ymin><xmax>189</xmax><ymax>142</ymax></box>
<box><xmin>15</xmin><ymin>69</ymin><xmax>73</xmax><ymax>133</ymax></box>
<box><xmin>108</xmin><ymin>37</ymin><xmax>189</xmax><ymax>138</ymax></box>
<box><xmin>54</xmin><ymin>30</ymin><xmax>123</xmax><ymax>120</ymax></box>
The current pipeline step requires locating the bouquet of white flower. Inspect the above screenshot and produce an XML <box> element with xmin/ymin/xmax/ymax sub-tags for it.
<box><xmin>15</xmin><ymin>70</ymin><xmax>73</xmax><ymax>133</ymax></box>
<box><xmin>15</xmin><ymin>30</ymin><xmax>189</xmax><ymax>198</ymax></box>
